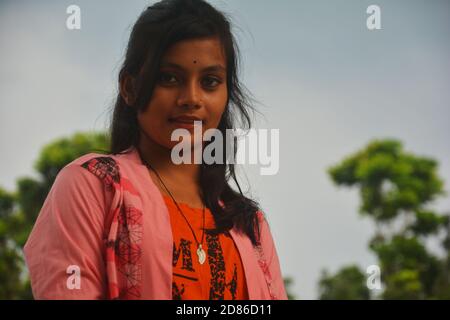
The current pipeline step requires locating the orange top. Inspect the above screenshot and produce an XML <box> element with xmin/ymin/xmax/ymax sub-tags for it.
<box><xmin>163</xmin><ymin>195</ymin><xmax>249</xmax><ymax>300</ymax></box>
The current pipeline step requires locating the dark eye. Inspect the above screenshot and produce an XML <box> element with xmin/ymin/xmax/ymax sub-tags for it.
<box><xmin>158</xmin><ymin>72</ymin><xmax>178</xmax><ymax>85</ymax></box>
<box><xmin>202</xmin><ymin>76</ymin><xmax>222</xmax><ymax>89</ymax></box>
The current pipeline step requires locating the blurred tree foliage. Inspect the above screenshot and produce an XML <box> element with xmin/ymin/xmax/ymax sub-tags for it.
<box><xmin>319</xmin><ymin>139</ymin><xmax>450</xmax><ymax>299</ymax></box>
<box><xmin>319</xmin><ymin>266</ymin><xmax>370</xmax><ymax>300</ymax></box>
<box><xmin>0</xmin><ymin>131</ymin><xmax>297</xmax><ymax>299</ymax></box>
<box><xmin>283</xmin><ymin>276</ymin><xmax>297</xmax><ymax>300</ymax></box>
<box><xmin>0</xmin><ymin>132</ymin><xmax>109</xmax><ymax>299</ymax></box>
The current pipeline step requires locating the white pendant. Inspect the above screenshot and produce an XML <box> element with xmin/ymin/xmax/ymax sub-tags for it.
<box><xmin>197</xmin><ymin>244</ymin><xmax>206</xmax><ymax>264</ymax></box>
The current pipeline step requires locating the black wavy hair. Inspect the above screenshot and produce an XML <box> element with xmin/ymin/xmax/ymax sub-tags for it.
<box><xmin>109</xmin><ymin>0</ymin><xmax>262</xmax><ymax>246</ymax></box>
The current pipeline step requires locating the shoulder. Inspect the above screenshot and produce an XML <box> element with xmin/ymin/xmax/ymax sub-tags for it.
<box><xmin>53</xmin><ymin>148</ymin><xmax>143</xmax><ymax>196</ymax></box>
<box><xmin>58</xmin><ymin>150</ymin><xmax>135</xmax><ymax>186</ymax></box>
<box><xmin>72</xmin><ymin>153</ymin><xmax>121</xmax><ymax>187</ymax></box>
<box><xmin>69</xmin><ymin>152</ymin><xmax>120</xmax><ymax>173</ymax></box>
<box><xmin>44</xmin><ymin>153</ymin><xmax>121</xmax><ymax>202</ymax></box>
<box><xmin>256</xmin><ymin>210</ymin><xmax>270</xmax><ymax>235</ymax></box>
<box><xmin>254</xmin><ymin>210</ymin><xmax>276</xmax><ymax>251</ymax></box>
<box><xmin>47</xmin><ymin>153</ymin><xmax>114</xmax><ymax>199</ymax></box>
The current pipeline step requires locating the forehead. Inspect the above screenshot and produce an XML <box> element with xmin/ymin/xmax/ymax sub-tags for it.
<box><xmin>161</xmin><ymin>37</ymin><xmax>226</xmax><ymax>68</ymax></box>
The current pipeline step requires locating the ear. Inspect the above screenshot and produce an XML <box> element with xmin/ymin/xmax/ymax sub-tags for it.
<box><xmin>119</xmin><ymin>74</ymin><xmax>136</xmax><ymax>106</ymax></box>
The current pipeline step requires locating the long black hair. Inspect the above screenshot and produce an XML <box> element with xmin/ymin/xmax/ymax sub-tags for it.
<box><xmin>109</xmin><ymin>0</ymin><xmax>262</xmax><ymax>246</ymax></box>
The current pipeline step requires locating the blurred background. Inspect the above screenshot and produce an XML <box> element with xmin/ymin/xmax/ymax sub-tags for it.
<box><xmin>1</xmin><ymin>0</ymin><xmax>449</xmax><ymax>299</ymax></box>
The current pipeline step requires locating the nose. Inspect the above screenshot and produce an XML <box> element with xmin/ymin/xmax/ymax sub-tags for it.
<box><xmin>176</xmin><ymin>79</ymin><xmax>203</xmax><ymax>109</ymax></box>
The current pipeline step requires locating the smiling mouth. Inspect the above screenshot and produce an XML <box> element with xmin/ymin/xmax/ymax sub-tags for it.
<box><xmin>169</xmin><ymin>117</ymin><xmax>204</xmax><ymax>129</ymax></box>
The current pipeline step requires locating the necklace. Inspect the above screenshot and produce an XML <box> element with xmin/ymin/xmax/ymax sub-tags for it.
<box><xmin>137</xmin><ymin>148</ymin><xmax>207</xmax><ymax>265</ymax></box>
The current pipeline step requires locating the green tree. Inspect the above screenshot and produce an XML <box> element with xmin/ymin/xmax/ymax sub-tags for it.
<box><xmin>321</xmin><ymin>139</ymin><xmax>450</xmax><ymax>299</ymax></box>
<box><xmin>319</xmin><ymin>265</ymin><xmax>370</xmax><ymax>300</ymax></box>
<box><xmin>284</xmin><ymin>276</ymin><xmax>297</xmax><ymax>300</ymax></box>
<box><xmin>0</xmin><ymin>132</ymin><xmax>109</xmax><ymax>299</ymax></box>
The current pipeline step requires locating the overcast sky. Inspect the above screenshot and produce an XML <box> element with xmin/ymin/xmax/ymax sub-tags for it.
<box><xmin>1</xmin><ymin>0</ymin><xmax>449</xmax><ymax>299</ymax></box>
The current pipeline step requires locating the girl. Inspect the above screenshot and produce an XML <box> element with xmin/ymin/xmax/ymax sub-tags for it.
<box><xmin>24</xmin><ymin>0</ymin><xmax>287</xmax><ymax>300</ymax></box>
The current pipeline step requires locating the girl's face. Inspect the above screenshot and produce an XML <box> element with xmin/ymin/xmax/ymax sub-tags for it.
<box><xmin>137</xmin><ymin>37</ymin><xmax>228</xmax><ymax>151</ymax></box>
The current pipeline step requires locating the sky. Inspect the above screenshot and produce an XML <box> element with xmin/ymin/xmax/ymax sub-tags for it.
<box><xmin>1</xmin><ymin>0</ymin><xmax>449</xmax><ymax>299</ymax></box>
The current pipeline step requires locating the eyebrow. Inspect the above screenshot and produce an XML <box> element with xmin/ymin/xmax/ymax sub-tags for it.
<box><xmin>160</xmin><ymin>62</ymin><xmax>226</xmax><ymax>73</ymax></box>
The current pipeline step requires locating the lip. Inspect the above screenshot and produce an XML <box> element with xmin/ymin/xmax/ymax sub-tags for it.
<box><xmin>169</xmin><ymin>115</ymin><xmax>203</xmax><ymax>129</ymax></box>
<box><xmin>169</xmin><ymin>115</ymin><xmax>203</xmax><ymax>123</ymax></box>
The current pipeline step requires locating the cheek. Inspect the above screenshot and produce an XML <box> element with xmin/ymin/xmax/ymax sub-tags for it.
<box><xmin>148</xmin><ymin>87</ymin><xmax>177</xmax><ymax>113</ymax></box>
<box><xmin>137</xmin><ymin>93</ymin><xmax>174</xmax><ymax>145</ymax></box>
<box><xmin>140</xmin><ymin>89</ymin><xmax>174</xmax><ymax>125</ymax></box>
<box><xmin>137</xmin><ymin>109</ymin><xmax>159</xmax><ymax>142</ymax></box>
<box><xmin>207</xmin><ymin>89</ymin><xmax>228</xmax><ymax>128</ymax></box>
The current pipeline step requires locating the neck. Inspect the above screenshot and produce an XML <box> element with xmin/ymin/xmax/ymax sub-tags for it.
<box><xmin>137</xmin><ymin>134</ymin><xmax>201</xmax><ymax>187</ymax></box>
